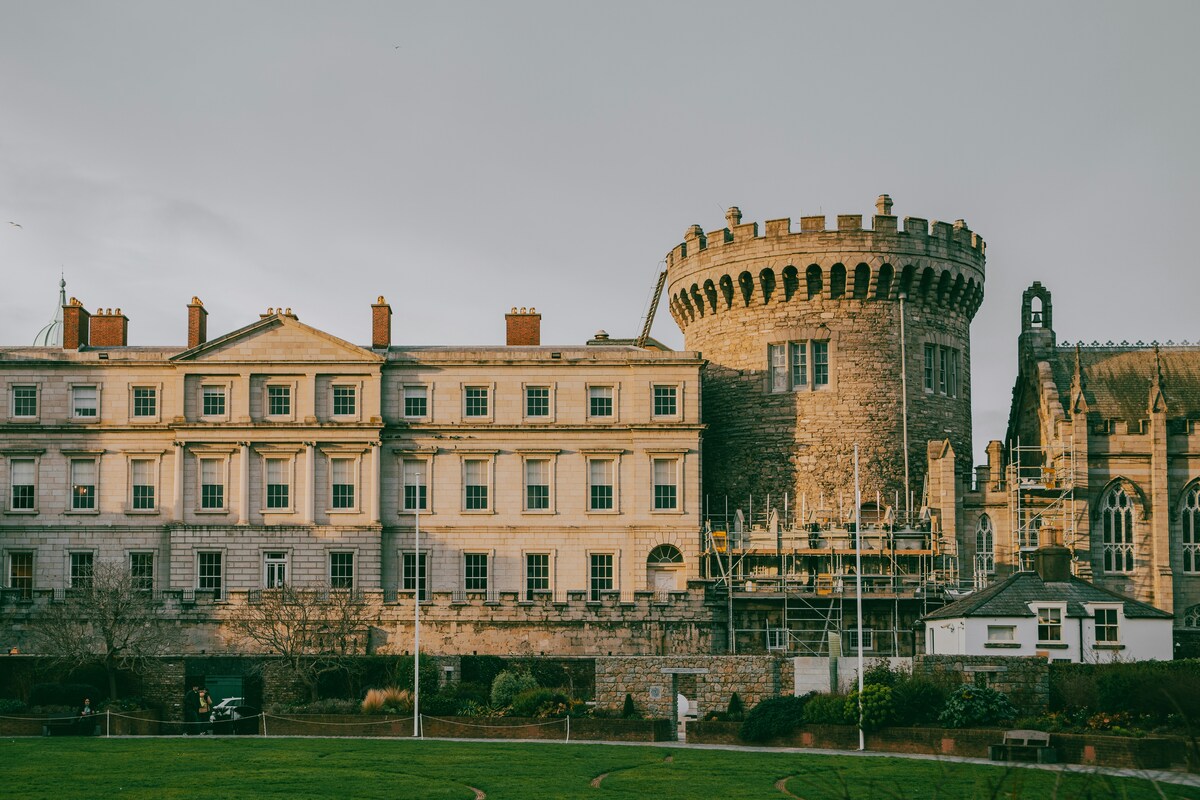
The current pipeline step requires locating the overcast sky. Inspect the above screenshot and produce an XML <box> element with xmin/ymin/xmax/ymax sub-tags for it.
<box><xmin>2</xmin><ymin>1</ymin><xmax>1197</xmax><ymax>466</ymax></box>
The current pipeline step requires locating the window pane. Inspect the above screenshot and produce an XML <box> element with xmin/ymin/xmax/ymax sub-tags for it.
<box><xmin>402</xmin><ymin>552</ymin><xmax>427</xmax><ymax>599</ymax></box>
<box><xmin>653</xmin><ymin>386</ymin><xmax>677</xmax><ymax>416</ymax></box>
<box><xmin>198</xmin><ymin>552</ymin><xmax>223</xmax><ymax>597</ymax></box>
<box><xmin>653</xmin><ymin>459</ymin><xmax>678</xmax><ymax>510</ymax></box>
<box><xmin>404</xmin><ymin>386</ymin><xmax>427</xmax><ymax>417</ymax></box>
<box><xmin>589</xmin><ymin>459</ymin><xmax>613</xmax><ymax>510</ymax></box>
<box><xmin>130</xmin><ymin>553</ymin><xmax>154</xmax><ymax>591</ymax></box>
<box><xmin>525</xmin><ymin>459</ymin><xmax>549</xmax><ymax>510</ymax></box>
<box><xmin>268</xmin><ymin>385</ymin><xmax>291</xmax><ymax>416</ymax></box>
<box><xmin>812</xmin><ymin>341</ymin><xmax>829</xmax><ymax>387</ymax></box>
<box><xmin>526</xmin><ymin>387</ymin><xmax>549</xmax><ymax>417</ymax></box>
<box><xmin>465</xmin><ymin>387</ymin><xmax>488</xmax><ymax>417</ymax></box>
<box><xmin>464</xmin><ymin>553</ymin><xmax>488</xmax><ymax>591</ymax></box>
<box><xmin>13</xmin><ymin>386</ymin><xmax>37</xmax><ymax>417</ymax></box>
<box><xmin>133</xmin><ymin>387</ymin><xmax>156</xmax><ymax>417</ymax></box>
<box><xmin>403</xmin><ymin>460</ymin><xmax>428</xmax><ymax>510</ymax></box>
<box><xmin>589</xmin><ymin>553</ymin><xmax>613</xmax><ymax>600</ymax></box>
<box><xmin>769</xmin><ymin>344</ymin><xmax>787</xmax><ymax>392</ymax></box>
<box><xmin>332</xmin><ymin>458</ymin><xmax>355</xmax><ymax>509</ymax></box>
<box><xmin>71</xmin><ymin>460</ymin><xmax>96</xmax><ymax>510</ymax></box>
<box><xmin>333</xmin><ymin>385</ymin><xmax>356</xmax><ymax>416</ymax></box>
<box><xmin>10</xmin><ymin>552</ymin><xmax>33</xmax><ymax>598</ymax></box>
<box><xmin>526</xmin><ymin>553</ymin><xmax>549</xmax><ymax>599</ymax></box>
<box><xmin>791</xmin><ymin>342</ymin><xmax>808</xmax><ymax>388</ymax></box>
<box><xmin>464</xmin><ymin>459</ymin><xmax>488</xmax><ymax>509</ymax></box>
<box><xmin>70</xmin><ymin>552</ymin><xmax>93</xmax><ymax>588</ymax></box>
<box><xmin>131</xmin><ymin>460</ymin><xmax>155</xmax><ymax>509</ymax></box>
<box><xmin>202</xmin><ymin>386</ymin><xmax>226</xmax><ymax>416</ymax></box>
<box><xmin>201</xmin><ymin>459</ymin><xmax>224</xmax><ymax>509</ymax></box>
<box><xmin>589</xmin><ymin>386</ymin><xmax>613</xmax><ymax>417</ymax></box>
<box><xmin>330</xmin><ymin>552</ymin><xmax>354</xmax><ymax>589</ymax></box>
<box><xmin>10</xmin><ymin>459</ymin><xmax>35</xmax><ymax>509</ymax></box>
<box><xmin>73</xmin><ymin>386</ymin><xmax>98</xmax><ymax>417</ymax></box>
<box><xmin>266</xmin><ymin>459</ymin><xmax>289</xmax><ymax>509</ymax></box>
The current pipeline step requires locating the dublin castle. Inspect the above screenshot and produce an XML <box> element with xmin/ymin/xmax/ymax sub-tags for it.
<box><xmin>3</xmin><ymin>196</ymin><xmax>1199</xmax><ymax>659</ymax></box>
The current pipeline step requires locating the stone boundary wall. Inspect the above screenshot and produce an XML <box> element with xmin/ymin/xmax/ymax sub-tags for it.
<box><xmin>595</xmin><ymin>655</ymin><xmax>793</xmax><ymax>719</ymax></box>
<box><xmin>915</xmin><ymin>654</ymin><xmax>1049</xmax><ymax>714</ymax></box>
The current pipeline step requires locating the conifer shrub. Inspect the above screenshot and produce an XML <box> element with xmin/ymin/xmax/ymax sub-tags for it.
<box><xmin>739</xmin><ymin>694</ymin><xmax>811</xmax><ymax>742</ymax></box>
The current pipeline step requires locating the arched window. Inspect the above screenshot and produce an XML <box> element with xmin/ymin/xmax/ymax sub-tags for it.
<box><xmin>805</xmin><ymin>265</ymin><xmax>822</xmax><ymax>300</ymax></box>
<box><xmin>975</xmin><ymin>515</ymin><xmax>994</xmax><ymax>577</ymax></box>
<box><xmin>648</xmin><ymin>544</ymin><xmax>684</xmax><ymax>564</ymax></box>
<box><xmin>1183</xmin><ymin>483</ymin><xmax>1200</xmax><ymax>573</ymax></box>
<box><xmin>1101</xmin><ymin>485</ymin><xmax>1135</xmax><ymax>573</ymax></box>
<box><xmin>1186</xmin><ymin>604</ymin><xmax>1200</xmax><ymax>629</ymax></box>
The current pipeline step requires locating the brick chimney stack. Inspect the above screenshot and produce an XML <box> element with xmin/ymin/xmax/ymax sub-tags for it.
<box><xmin>505</xmin><ymin>307</ymin><xmax>541</xmax><ymax>346</ymax></box>
<box><xmin>188</xmin><ymin>297</ymin><xmax>208</xmax><ymax>349</ymax></box>
<box><xmin>62</xmin><ymin>298</ymin><xmax>90</xmax><ymax>349</ymax></box>
<box><xmin>90</xmin><ymin>308</ymin><xmax>129</xmax><ymax>347</ymax></box>
<box><xmin>372</xmin><ymin>296</ymin><xmax>392</xmax><ymax>349</ymax></box>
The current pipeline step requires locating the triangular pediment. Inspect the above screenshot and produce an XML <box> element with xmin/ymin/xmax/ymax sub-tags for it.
<box><xmin>172</xmin><ymin>315</ymin><xmax>383</xmax><ymax>364</ymax></box>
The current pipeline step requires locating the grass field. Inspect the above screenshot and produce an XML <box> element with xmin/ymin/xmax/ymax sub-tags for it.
<box><xmin>1</xmin><ymin>738</ymin><xmax>1198</xmax><ymax>799</ymax></box>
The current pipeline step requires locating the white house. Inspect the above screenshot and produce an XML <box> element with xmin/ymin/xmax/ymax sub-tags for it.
<box><xmin>923</xmin><ymin>541</ymin><xmax>1173</xmax><ymax>663</ymax></box>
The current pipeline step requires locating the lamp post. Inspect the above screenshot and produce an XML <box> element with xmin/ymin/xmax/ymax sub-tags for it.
<box><xmin>413</xmin><ymin>505</ymin><xmax>421</xmax><ymax>737</ymax></box>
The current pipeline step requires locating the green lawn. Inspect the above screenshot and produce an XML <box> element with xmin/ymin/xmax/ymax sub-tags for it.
<box><xmin>0</xmin><ymin>738</ymin><xmax>1196</xmax><ymax>800</ymax></box>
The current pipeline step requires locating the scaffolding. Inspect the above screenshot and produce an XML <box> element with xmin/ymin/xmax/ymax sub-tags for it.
<box><xmin>1006</xmin><ymin>435</ymin><xmax>1081</xmax><ymax>577</ymax></box>
<box><xmin>702</xmin><ymin>493</ymin><xmax>959</xmax><ymax>656</ymax></box>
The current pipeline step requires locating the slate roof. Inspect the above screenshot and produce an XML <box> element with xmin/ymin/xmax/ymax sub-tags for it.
<box><xmin>1045</xmin><ymin>346</ymin><xmax>1200</xmax><ymax>423</ymax></box>
<box><xmin>923</xmin><ymin>572</ymin><xmax>1172</xmax><ymax>621</ymax></box>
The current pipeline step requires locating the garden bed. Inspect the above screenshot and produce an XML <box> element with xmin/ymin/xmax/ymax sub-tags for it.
<box><xmin>686</xmin><ymin>721</ymin><xmax>1192</xmax><ymax>770</ymax></box>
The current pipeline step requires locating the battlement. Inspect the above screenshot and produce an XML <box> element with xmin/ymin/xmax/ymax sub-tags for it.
<box><xmin>668</xmin><ymin>196</ymin><xmax>985</xmax><ymax>270</ymax></box>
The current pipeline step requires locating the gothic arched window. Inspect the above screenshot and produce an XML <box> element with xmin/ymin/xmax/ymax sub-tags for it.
<box><xmin>1185</xmin><ymin>604</ymin><xmax>1200</xmax><ymax>629</ymax></box>
<box><xmin>1101</xmin><ymin>485</ymin><xmax>1135</xmax><ymax>573</ymax></box>
<box><xmin>975</xmin><ymin>515</ymin><xmax>995</xmax><ymax>577</ymax></box>
<box><xmin>1183</xmin><ymin>484</ymin><xmax>1200</xmax><ymax>573</ymax></box>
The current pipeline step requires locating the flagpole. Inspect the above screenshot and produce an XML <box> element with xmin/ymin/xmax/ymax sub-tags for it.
<box><xmin>414</xmin><ymin>505</ymin><xmax>421</xmax><ymax>738</ymax></box>
<box><xmin>854</xmin><ymin>444</ymin><xmax>864</xmax><ymax>751</ymax></box>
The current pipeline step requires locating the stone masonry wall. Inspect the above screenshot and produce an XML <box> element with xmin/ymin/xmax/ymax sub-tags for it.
<box><xmin>594</xmin><ymin>655</ymin><xmax>793</xmax><ymax>719</ymax></box>
<box><xmin>916</xmin><ymin>654</ymin><xmax>1049</xmax><ymax>714</ymax></box>
<box><xmin>665</xmin><ymin>202</ymin><xmax>983</xmax><ymax>511</ymax></box>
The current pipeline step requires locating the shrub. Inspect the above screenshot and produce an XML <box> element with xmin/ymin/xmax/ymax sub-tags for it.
<box><xmin>938</xmin><ymin>686</ymin><xmax>1016</xmax><ymax>728</ymax></box>
<box><xmin>891</xmin><ymin>678</ymin><xmax>947</xmax><ymax>726</ymax></box>
<box><xmin>739</xmin><ymin>694</ymin><xmax>811</xmax><ymax>742</ymax></box>
<box><xmin>509</xmin><ymin>688</ymin><xmax>571</xmax><ymax>718</ymax></box>
<box><xmin>491</xmin><ymin>671</ymin><xmax>539</xmax><ymax>708</ymax></box>
<box><xmin>802</xmin><ymin>693</ymin><xmax>851</xmax><ymax>725</ymax></box>
<box><xmin>726</xmin><ymin>692</ymin><xmax>745</xmax><ymax>721</ymax></box>
<box><xmin>362</xmin><ymin>687</ymin><xmax>412</xmax><ymax>714</ymax></box>
<box><xmin>621</xmin><ymin>693</ymin><xmax>640</xmax><ymax>719</ymax></box>
<box><xmin>0</xmin><ymin>698</ymin><xmax>27</xmax><ymax>714</ymax></box>
<box><xmin>844</xmin><ymin>685</ymin><xmax>895</xmax><ymax>732</ymax></box>
<box><xmin>862</xmin><ymin>659</ymin><xmax>906</xmax><ymax>688</ymax></box>
<box><xmin>459</xmin><ymin>700</ymin><xmax>504</xmax><ymax>718</ymax></box>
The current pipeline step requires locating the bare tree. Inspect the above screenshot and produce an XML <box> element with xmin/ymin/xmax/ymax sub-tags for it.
<box><xmin>32</xmin><ymin>561</ymin><xmax>180</xmax><ymax>700</ymax></box>
<box><xmin>224</xmin><ymin>585</ymin><xmax>375</xmax><ymax>701</ymax></box>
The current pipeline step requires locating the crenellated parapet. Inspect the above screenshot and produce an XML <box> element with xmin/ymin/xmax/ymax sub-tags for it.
<box><xmin>665</xmin><ymin>196</ymin><xmax>986</xmax><ymax>332</ymax></box>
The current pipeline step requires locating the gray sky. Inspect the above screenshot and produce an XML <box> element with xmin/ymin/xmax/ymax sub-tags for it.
<box><xmin>2</xmin><ymin>1</ymin><xmax>1197</xmax><ymax>466</ymax></box>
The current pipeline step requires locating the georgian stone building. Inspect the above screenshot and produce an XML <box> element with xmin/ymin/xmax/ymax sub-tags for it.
<box><xmin>0</xmin><ymin>296</ymin><xmax>708</xmax><ymax>655</ymax></box>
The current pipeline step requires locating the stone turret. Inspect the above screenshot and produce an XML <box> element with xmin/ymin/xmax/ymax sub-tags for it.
<box><xmin>665</xmin><ymin>197</ymin><xmax>985</xmax><ymax>514</ymax></box>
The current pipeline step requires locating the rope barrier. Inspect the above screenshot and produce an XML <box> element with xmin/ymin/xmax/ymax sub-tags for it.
<box><xmin>261</xmin><ymin>713</ymin><xmax>413</xmax><ymax>728</ymax></box>
<box><xmin>420</xmin><ymin>714</ymin><xmax>568</xmax><ymax>730</ymax></box>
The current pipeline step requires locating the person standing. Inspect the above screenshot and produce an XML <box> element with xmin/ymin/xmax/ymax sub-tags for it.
<box><xmin>197</xmin><ymin>688</ymin><xmax>213</xmax><ymax>735</ymax></box>
<box><xmin>184</xmin><ymin>685</ymin><xmax>200</xmax><ymax>735</ymax></box>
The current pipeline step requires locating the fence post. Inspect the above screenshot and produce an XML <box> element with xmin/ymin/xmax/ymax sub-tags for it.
<box><xmin>565</xmin><ymin>715</ymin><xmax>570</xmax><ymax>743</ymax></box>
<box><xmin>105</xmin><ymin>709</ymin><xmax>111</xmax><ymax>738</ymax></box>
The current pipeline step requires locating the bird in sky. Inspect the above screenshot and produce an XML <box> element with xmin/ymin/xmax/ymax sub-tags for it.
<box><xmin>7</xmin><ymin>221</ymin><xmax>21</xmax><ymax>229</ymax></box>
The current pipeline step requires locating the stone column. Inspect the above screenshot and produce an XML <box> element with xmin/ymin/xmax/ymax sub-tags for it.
<box><xmin>305</xmin><ymin>442</ymin><xmax>316</xmax><ymax>524</ymax></box>
<box><xmin>1149</xmin><ymin>381</ymin><xmax>1173</xmax><ymax>611</ymax></box>
<box><xmin>370</xmin><ymin>442</ymin><xmax>381</xmax><ymax>524</ymax></box>
<box><xmin>238</xmin><ymin>442</ymin><xmax>250</xmax><ymax>525</ymax></box>
<box><xmin>173</xmin><ymin>442</ymin><xmax>185</xmax><ymax>520</ymax></box>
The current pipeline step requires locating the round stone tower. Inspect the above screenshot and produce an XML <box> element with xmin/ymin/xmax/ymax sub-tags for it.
<box><xmin>666</xmin><ymin>196</ymin><xmax>985</xmax><ymax>517</ymax></box>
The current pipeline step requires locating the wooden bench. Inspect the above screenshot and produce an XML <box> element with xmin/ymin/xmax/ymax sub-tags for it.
<box><xmin>989</xmin><ymin>729</ymin><xmax>1056</xmax><ymax>763</ymax></box>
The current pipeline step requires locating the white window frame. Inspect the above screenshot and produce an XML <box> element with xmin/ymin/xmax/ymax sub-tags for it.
<box><xmin>199</xmin><ymin>381</ymin><xmax>231</xmax><ymax>422</ymax></box>
<box><xmin>584</xmin><ymin>451</ymin><xmax>621</xmax><ymax>514</ymax></box>
<box><xmin>126</xmin><ymin>453</ymin><xmax>162</xmax><ymax>514</ymax></box>
<box><xmin>129</xmin><ymin>383</ymin><xmax>161</xmax><ymax>423</ymax></box>
<box><xmin>261</xmin><ymin>452</ymin><xmax>297</xmax><ymax>514</ymax></box>
<box><xmin>767</xmin><ymin>341</ymin><xmax>831</xmax><ymax>393</ymax></box>
<box><xmin>398</xmin><ymin>454</ymin><xmax>432</xmax><ymax>513</ymax></box>
<box><xmin>1035</xmin><ymin>604</ymin><xmax>1065</xmax><ymax>644</ymax></box>
<box><xmin>129</xmin><ymin>551</ymin><xmax>155</xmax><ymax>592</ymax></box>
<box><xmin>523</xmin><ymin>550</ymin><xmax>554</xmax><ymax>600</ymax></box>
<box><xmin>194</xmin><ymin>450</ymin><xmax>232</xmax><ymax>514</ymax></box>
<box><xmin>4</xmin><ymin>452</ymin><xmax>41</xmax><ymax>514</ymax></box>
<box><xmin>327</xmin><ymin>452</ymin><xmax>362</xmax><ymax>513</ymax></box>
<box><xmin>649</xmin><ymin>451</ymin><xmax>686</xmax><ymax>514</ymax></box>
<box><xmin>329</xmin><ymin>550</ymin><xmax>355</xmax><ymax>590</ymax></box>
<box><xmin>264</xmin><ymin>380</ymin><xmax>297</xmax><ymax>421</ymax></box>
<box><xmin>401</xmin><ymin>550</ymin><xmax>429</xmax><ymax>601</ymax></box>
<box><xmin>196</xmin><ymin>550</ymin><xmax>224</xmax><ymax>600</ymax></box>
<box><xmin>70</xmin><ymin>383</ymin><xmax>101</xmax><ymax>422</ymax></box>
<box><xmin>587</xmin><ymin>551</ymin><xmax>616</xmax><ymax>601</ymax></box>
<box><xmin>1090</xmin><ymin>605</ymin><xmax>1121</xmax><ymax>645</ymax></box>
<box><xmin>68</xmin><ymin>550</ymin><xmax>94</xmax><ymax>589</ymax></box>
<box><xmin>9</xmin><ymin>383</ymin><xmax>39</xmax><ymax>421</ymax></box>
<box><xmin>651</xmin><ymin>383</ymin><xmax>680</xmax><ymax>419</ymax></box>
<box><xmin>461</xmin><ymin>454</ymin><xmax>495</xmax><ymax>513</ymax></box>
<box><xmin>402</xmin><ymin>383</ymin><xmax>431</xmax><ymax>420</ymax></box>
<box><xmin>587</xmin><ymin>384</ymin><xmax>617</xmax><ymax>421</ymax></box>
<box><xmin>262</xmin><ymin>550</ymin><xmax>290</xmax><ymax>589</ymax></box>
<box><xmin>463</xmin><ymin>551</ymin><xmax>490</xmax><ymax>593</ymax></box>
<box><xmin>65</xmin><ymin>452</ymin><xmax>102</xmax><ymax>514</ymax></box>
<box><xmin>462</xmin><ymin>384</ymin><xmax>493</xmax><ymax>422</ymax></box>
<box><xmin>846</xmin><ymin>628</ymin><xmax>875</xmax><ymax>651</ymax></box>
<box><xmin>520</xmin><ymin>451</ymin><xmax>557</xmax><ymax>514</ymax></box>
<box><xmin>330</xmin><ymin>380</ymin><xmax>361</xmax><ymax>422</ymax></box>
<box><xmin>8</xmin><ymin>550</ymin><xmax>34</xmax><ymax>598</ymax></box>
<box><xmin>986</xmin><ymin>624</ymin><xmax>1016</xmax><ymax>642</ymax></box>
<box><xmin>523</xmin><ymin>383</ymin><xmax>554</xmax><ymax>422</ymax></box>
